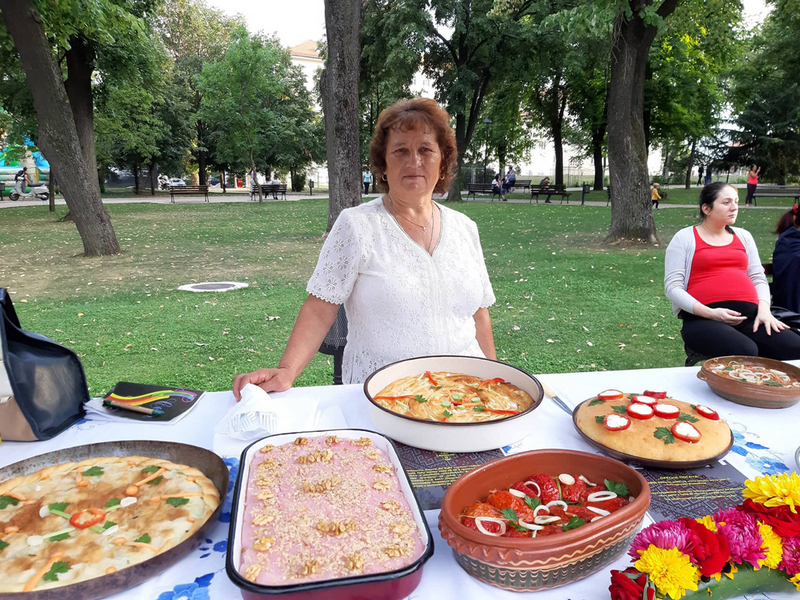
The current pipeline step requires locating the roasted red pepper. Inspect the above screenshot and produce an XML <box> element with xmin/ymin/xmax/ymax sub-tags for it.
<box><xmin>425</xmin><ymin>371</ymin><xmax>439</xmax><ymax>386</ymax></box>
<box><xmin>643</xmin><ymin>390</ymin><xmax>667</xmax><ymax>399</ymax></box>
<box><xmin>477</xmin><ymin>377</ymin><xmax>505</xmax><ymax>389</ymax></box>
<box><xmin>69</xmin><ymin>508</ymin><xmax>106</xmax><ymax>529</ymax></box>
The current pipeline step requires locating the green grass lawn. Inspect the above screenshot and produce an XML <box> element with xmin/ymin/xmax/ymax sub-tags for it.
<box><xmin>0</xmin><ymin>199</ymin><xmax>789</xmax><ymax>396</ymax></box>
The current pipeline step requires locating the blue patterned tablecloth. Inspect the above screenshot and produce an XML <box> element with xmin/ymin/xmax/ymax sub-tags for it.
<box><xmin>3</xmin><ymin>363</ymin><xmax>798</xmax><ymax>600</ymax></box>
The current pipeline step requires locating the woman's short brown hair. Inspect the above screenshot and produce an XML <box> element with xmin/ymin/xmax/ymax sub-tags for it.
<box><xmin>369</xmin><ymin>98</ymin><xmax>458</xmax><ymax>195</ymax></box>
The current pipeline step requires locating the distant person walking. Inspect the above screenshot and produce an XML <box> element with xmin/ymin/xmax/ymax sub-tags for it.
<box><xmin>651</xmin><ymin>182</ymin><xmax>661</xmax><ymax>210</ymax></box>
<box><xmin>363</xmin><ymin>168</ymin><xmax>372</xmax><ymax>195</ymax></box>
<box><xmin>745</xmin><ymin>164</ymin><xmax>761</xmax><ymax>206</ymax></box>
<box><xmin>697</xmin><ymin>166</ymin><xmax>704</xmax><ymax>187</ymax></box>
<box><xmin>704</xmin><ymin>164</ymin><xmax>712</xmax><ymax>186</ymax></box>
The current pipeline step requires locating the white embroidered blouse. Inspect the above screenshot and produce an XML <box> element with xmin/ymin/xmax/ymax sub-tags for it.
<box><xmin>306</xmin><ymin>197</ymin><xmax>496</xmax><ymax>384</ymax></box>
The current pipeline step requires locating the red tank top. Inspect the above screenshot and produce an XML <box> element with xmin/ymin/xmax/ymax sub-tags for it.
<box><xmin>686</xmin><ymin>227</ymin><xmax>758</xmax><ymax>306</ymax></box>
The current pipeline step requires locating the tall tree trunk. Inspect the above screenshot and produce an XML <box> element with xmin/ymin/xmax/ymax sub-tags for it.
<box><xmin>447</xmin><ymin>113</ymin><xmax>469</xmax><ymax>202</ymax></box>
<box><xmin>1</xmin><ymin>0</ymin><xmax>119</xmax><ymax>256</ymax></box>
<box><xmin>606</xmin><ymin>0</ymin><xmax>678</xmax><ymax>244</ymax></box>
<box><xmin>685</xmin><ymin>138</ymin><xmax>696</xmax><ymax>189</ymax></box>
<box><xmin>592</xmin><ymin>123</ymin><xmax>606</xmax><ymax>190</ymax></box>
<box><xmin>221</xmin><ymin>170</ymin><xmax>226</xmax><ymax>193</ymax></box>
<box><xmin>48</xmin><ymin>166</ymin><xmax>55</xmax><ymax>212</ymax></box>
<box><xmin>661</xmin><ymin>145</ymin><xmax>671</xmax><ymax>184</ymax></box>
<box><xmin>322</xmin><ymin>0</ymin><xmax>362</xmax><ymax>229</ymax></box>
<box><xmin>550</xmin><ymin>77</ymin><xmax>567</xmax><ymax>187</ymax></box>
<box><xmin>133</xmin><ymin>165</ymin><xmax>140</xmax><ymax>194</ymax></box>
<box><xmin>149</xmin><ymin>163</ymin><xmax>156</xmax><ymax>196</ymax></box>
<box><xmin>64</xmin><ymin>36</ymin><xmax>99</xmax><ymax>190</ymax></box>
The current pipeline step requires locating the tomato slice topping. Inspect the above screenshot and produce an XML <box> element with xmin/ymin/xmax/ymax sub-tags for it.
<box><xmin>671</xmin><ymin>421</ymin><xmax>702</xmax><ymax>443</ymax></box>
<box><xmin>630</xmin><ymin>395</ymin><xmax>657</xmax><ymax>406</ymax></box>
<box><xmin>597</xmin><ymin>389</ymin><xmax>624</xmax><ymax>401</ymax></box>
<box><xmin>653</xmin><ymin>404</ymin><xmax>680</xmax><ymax>419</ymax></box>
<box><xmin>627</xmin><ymin>403</ymin><xmax>654</xmax><ymax>420</ymax></box>
<box><xmin>642</xmin><ymin>390</ymin><xmax>667</xmax><ymax>399</ymax></box>
<box><xmin>68</xmin><ymin>508</ymin><xmax>106</xmax><ymax>529</ymax></box>
<box><xmin>695</xmin><ymin>405</ymin><xmax>720</xmax><ymax>420</ymax></box>
<box><xmin>603</xmin><ymin>413</ymin><xmax>631</xmax><ymax>431</ymax></box>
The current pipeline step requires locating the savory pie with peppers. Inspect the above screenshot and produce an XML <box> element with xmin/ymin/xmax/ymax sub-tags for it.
<box><xmin>0</xmin><ymin>456</ymin><xmax>219</xmax><ymax>592</ymax></box>
<box><xmin>574</xmin><ymin>390</ymin><xmax>732</xmax><ymax>462</ymax></box>
<box><xmin>373</xmin><ymin>371</ymin><xmax>535</xmax><ymax>422</ymax></box>
<box><xmin>461</xmin><ymin>472</ymin><xmax>633</xmax><ymax>538</ymax></box>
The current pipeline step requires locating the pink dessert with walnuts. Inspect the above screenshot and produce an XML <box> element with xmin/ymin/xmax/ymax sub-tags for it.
<box><xmin>238</xmin><ymin>435</ymin><xmax>425</xmax><ymax>585</ymax></box>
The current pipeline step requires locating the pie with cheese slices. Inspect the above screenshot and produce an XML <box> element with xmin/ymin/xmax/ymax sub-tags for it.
<box><xmin>0</xmin><ymin>456</ymin><xmax>219</xmax><ymax>593</ymax></box>
<box><xmin>574</xmin><ymin>391</ymin><xmax>732</xmax><ymax>464</ymax></box>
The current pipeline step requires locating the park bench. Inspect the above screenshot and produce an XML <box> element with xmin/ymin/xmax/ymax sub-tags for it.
<box><xmin>170</xmin><ymin>184</ymin><xmax>209</xmax><ymax>203</ymax></box>
<box><xmin>507</xmin><ymin>179</ymin><xmax>531</xmax><ymax>192</ymax></box>
<box><xmin>465</xmin><ymin>182</ymin><xmax>502</xmax><ymax>201</ymax></box>
<box><xmin>250</xmin><ymin>183</ymin><xmax>288</xmax><ymax>201</ymax></box>
<box><xmin>752</xmin><ymin>185</ymin><xmax>800</xmax><ymax>206</ymax></box>
<box><xmin>530</xmin><ymin>184</ymin><xmax>571</xmax><ymax>204</ymax></box>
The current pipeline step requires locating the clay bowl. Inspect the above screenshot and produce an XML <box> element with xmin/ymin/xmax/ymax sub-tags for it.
<box><xmin>439</xmin><ymin>449</ymin><xmax>650</xmax><ymax>592</ymax></box>
<box><xmin>698</xmin><ymin>356</ymin><xmax>800</xmax><ymax>409</ymax></box>
<box><xmin>363</xmin><ymin>355</ymin><xmax>544</xmax><ymax>453</ymax></box>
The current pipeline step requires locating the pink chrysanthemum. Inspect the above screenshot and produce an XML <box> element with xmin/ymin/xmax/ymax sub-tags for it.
<box><xmin>714</xmin><ymin>508</ymin><xmax>765</xmax><ymax>568</ymax></box>
<box><xmin>780</xmin><ymin>535</ymin><xmax>800</xmax><ymax>576</ymax></box>
<box><xmin>629</xmin><ymin>520</ymin><xmax>692</xmax><ymax>560</ymax></box>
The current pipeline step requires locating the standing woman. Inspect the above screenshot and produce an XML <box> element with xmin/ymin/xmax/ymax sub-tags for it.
<box><xmin>664</xmin><ymin>182</ymin><xmax>800</xmax><ymax>360</ymax></box>
<box><xmin>233</xmin><ymin>98</ymin><xmax>497</xmax><ymax>396</ymax></box>
<box><xmin>745</xmin><ymin>164</ymin><xmax>761</xmax><ymax>206</ymax></box>
<box><xmin>772</xmin><ymin>204</ymin><xmax>800</xmax><ymax>312</ymax></box>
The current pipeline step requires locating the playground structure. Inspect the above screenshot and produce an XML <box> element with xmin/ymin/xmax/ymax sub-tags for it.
<box><xmin>0</xmin><ymin>140</ymin><xmax>50</xmax><ymax>192</ymax></box>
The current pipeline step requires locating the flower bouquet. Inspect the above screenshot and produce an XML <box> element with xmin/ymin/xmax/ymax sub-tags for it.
<box><xmin>609</xmin><ymin>472</ymin><xmax>800</xmax><ymax>599</ymax></box>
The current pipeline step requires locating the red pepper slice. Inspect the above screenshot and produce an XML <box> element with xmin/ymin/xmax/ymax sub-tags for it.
<box><xmin>425</xmin><ymin>371</ymin><xmax>439</xmax><ymax>386</ymax></box>
<box><xmin>630</xmin><ymin>395</ymin><xmax>658</xmax><ymax>406</ymax></box>
<box><xmin>477</xmin><ymin>377</ymin><xmax>505</xmax><ymax>389</ymax></box>
<box><xmin>486</xmin><ymin>409</ymin><xmax>520</xmax><ymax>415</ymax></box>
<box><xmin>653</xmin><ymin>404</ymin><xmax>680</xmax><ymax>419</ymax></box>
<box><xmin>373</xmin><ymin>395</ymin><xmax>417</xmax><ymax>401</ymax></box>
<box><xmin>603</xmin><ymin>414</ymin><xmax>631</xmax><ymax>431</ymax></box>
<box><xmin>597</xmin><ymin>389</ymin><xmax>624</xmax><ymax>401</ymax></box>
<box><xmin>643</xmin><ymin>390</ymin><xmax>668</xmax><ymax>399</ymax></box>
<box><xmin>626</xmin><ymin>403</ymin><xmax>654</xmax><ymax>420</ymax></box>
<box><xmin>695</xmin><ymin>405</ymin><xmax>720</xmax><ymax>420</ymax></box>
<box><xmin>671</xmin><ymin>421</ymin><xmax>702</xmax><ymax>443</ymax></box>
<box><xmin>69</xmin><ymin>508</ymin><xmax>106</xmax><ymax>529</ymax></box>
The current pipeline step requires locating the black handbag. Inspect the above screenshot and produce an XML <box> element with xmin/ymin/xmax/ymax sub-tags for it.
<box><xmin>772</xmin><ymin>306</ymin><xmax>800</xmax><ymax>335</ymax></box>
<box><xmin>0</xmin><ymin>288</ymin><xmax>88</xmax><ymax>441</ymax></box>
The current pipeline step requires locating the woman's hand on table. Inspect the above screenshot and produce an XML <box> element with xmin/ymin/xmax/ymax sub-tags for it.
<box><xmin>754</xmin><ymin>304</ymin><xmax>790</xmax><ymax>335</ymax></box>
<box><xmin>233</xmin><ymin>367</ymin><xmax>295</xmax><ymax>400</ymax></box>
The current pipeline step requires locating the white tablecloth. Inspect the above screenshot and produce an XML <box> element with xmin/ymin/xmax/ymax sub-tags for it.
<box><xmin>3</xmin><ymin>364</ymin><xmax>798</xmax><ymax>600</ymax></box>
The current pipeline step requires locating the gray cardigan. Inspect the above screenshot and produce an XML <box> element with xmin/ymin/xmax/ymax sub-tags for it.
<box><xmin>664</xmin><ymin>225</ymin><xmax>770</xmax><ymax>316</ymax></box>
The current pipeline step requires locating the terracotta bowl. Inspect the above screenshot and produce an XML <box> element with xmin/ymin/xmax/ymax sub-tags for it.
<box><xmin>697</xmin><ymin>356</ymin><xmax>800</xmax><ymax>409</ymax></box>
<box><xmin>363</xmin><ymin>355</ymin><xmax>544</xmax><ymax>453</ymax></box>
<box><xmin>438</xmin><ymin>449</ymin><xmax>650</xmax><ymax>592</ymax></box>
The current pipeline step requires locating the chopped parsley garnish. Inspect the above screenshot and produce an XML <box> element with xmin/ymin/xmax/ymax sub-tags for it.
<box><xmin>442</xmin><ymin>410</ymin><xmax>453</xmax><ymax>418</ymax></box>
<box><xmin>166</xmin><ymin>497</ymin><xmax>190</xmax><ymax>507</ymax></box>
<box><xmin>473</xmin><ymin>406</ymin><xmax>486</xmax><ymax>412</ymax></box>
<box><xmin>677</xmin><ymin>413</ymin><xmax>699</xmax><ymax>423</ymax></box>
<box><xmin>595</xmin><ymin>415</ymin><xmax>605</xmax><ymax>424</ymax></box>
<box><xmin>0</xmin><ymin>539</ymin><xmax>8</xmax><ymax>550</ymax></box>
<box><xmin>102</xmin><ymin>521</ymin><xmax>117</xmax><ymax>530</ymax></box>
<box><xmin>48</xmin><ymin>532</ymin><xmax>70</xmax><ymax>542</ymax></box>
<box><xmin>604</xmin><ymin>479</ymin><xmax>629</xmax><ymax>498</ymax></box>
<box><xmin>654</xmin><ymin>427</ymin><xmax>675</xmax><ymax>444</ymax></box>
<box><xmin>611</xmin><ymin>405</ymin><xmax>628</xmax><ymax>414</ymax></box>
<box><xmin>48</xmin><ymin>502</ymin><xmax>69</xmax><ymax>512</ymax></box>
<box><xmin>563</xmin><ymin>516</ymin><xmax>586</xmax><ymax>531</ymax></box>
<box><xmin>499</xmin><ymin>508</ymin><xmax>528</xmax><ymax>531</ymax></box>
<box><xmin>764</xmin><ymin>381</ymin><xmax>784</xmax><ymax>387</ymax></box>
<box><xmin>147</xmin><ymin>476</ymin><xmax>163</xmax><ymax>486</ymax></box>
<box><xmin>430</xmin><ymin>385</ymin><xmax>443</xmax><ymax>390</ymax></box>
<box><xmin>141</xmin><ymin>465</ymin><xmax>160</xmax><ymax>474</ymax></box>
<box><xmin>524</xmin><ymin>496</ymin><xmax>541</xmax><ymax>510</ymax></box>
<box><xmin>81</xmin><ymin>466</ymin><xmax>104</xmax><ymax>476</ymax></box>
<box><xmin>134</xmin><ymin>533</ymin><xmax>152</xmax><ymax>544</ymax></box>
<box><xmin>588</xmin><ymin>399</ymin><xmax>606</xmax><ymax>407</ymax></box>
<box><xmin>43</xmin><ymin>561</ymin><xmax>71</xmax><ymax>582</ymax></box>
<box><xmin>105</xmin><ymin>498</ymin><xmax>120</xmax><ymax>508</ymax></box>
<box><xmin>414</xmin><ymin>395</ymin><xmax>427</xmax><ymax>403</ymax></box>
<box><xmin>0</xmin><ymin>496</ymin><xmax>19</xmax><ymax>510</ymax></box>
<box><xmin>722</xmin><ymin>367</ymin><xmax>733</xmax><ymax>371</ymax></box>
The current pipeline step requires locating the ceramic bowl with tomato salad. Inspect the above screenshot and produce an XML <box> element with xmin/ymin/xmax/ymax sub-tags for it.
<box><xmin>438</xmin><ymin>449</ymin><xmax>650</xmax><ymax>592</ymax></box>
<box><xmin>363</xmin><ymin>355</ymin><xmax>544</xmax><ymax>453</ymax></box>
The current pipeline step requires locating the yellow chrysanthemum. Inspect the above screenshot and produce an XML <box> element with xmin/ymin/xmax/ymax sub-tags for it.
<box><xmin>791</xmin><ymin>573</ymin><xmax>800</xmax><ymax>591</ymax></box>
<box><xmin>744</xmin><ymin>473</ymin><xmax>800</xmax><ymax>513</ymax></box>
<box><xmin>696</xmin><ymin>515</ymin><xmax>718</xmax><ymax>532</ymax></box>
<box><xmin>758</xmin><ymin>523</ymin><xmax>784</xmax><ymax>569</ymax></box>
<box><xmin>725</xmin><ymin>563</ymin><xmax>739</xmax><ymax>580</ymax></box>
<box><xmin>635</xmin><ymin>546</ymin><xmax>699</xmax><ymax>599</ymax></box>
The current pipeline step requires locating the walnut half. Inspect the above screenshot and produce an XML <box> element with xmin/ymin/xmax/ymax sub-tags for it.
<box><xmin>245</xmin><ymin>564</ymin><xmax>261</xmax><ymax>581</ymax></box>
<box><xmin>345</xmin><ymin>552</ymin><xmax>365</xmax><ymax>571</ymax></box>
<box><xmin>253</xmin><ymin>536</ymin><xmax>275</xmax><ymax>551</ymax></box>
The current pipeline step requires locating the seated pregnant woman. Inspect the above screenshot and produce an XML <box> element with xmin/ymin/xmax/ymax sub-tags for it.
<box><xmin>664</xmin><ymin>183</ymin><xmax>800</xmax><ymax>360</ymax></box>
